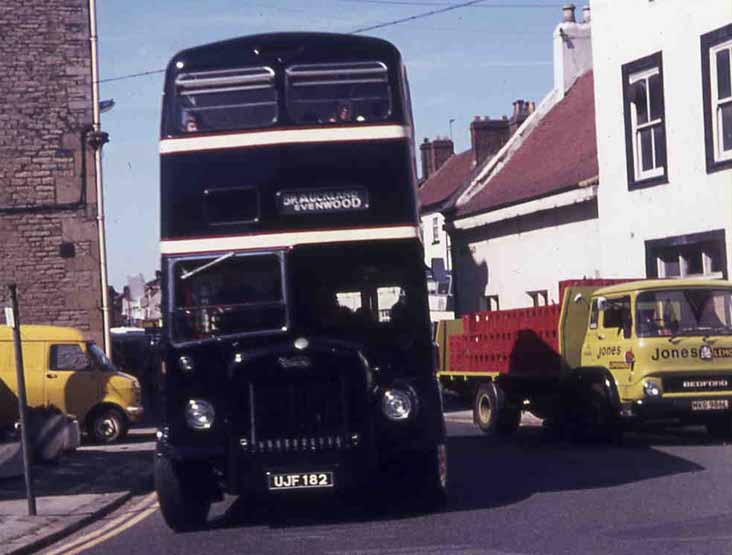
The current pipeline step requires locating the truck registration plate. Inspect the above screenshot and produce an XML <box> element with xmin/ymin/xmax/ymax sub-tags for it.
<box><xmin>691</xmin><ymin>399</ymin><xmax>729</xmax><ymax>411</ymax></box>
<box><xmin>267</xmin><ymin>471</ymin><xmax>334</xmax><ymax>491</ymax></box>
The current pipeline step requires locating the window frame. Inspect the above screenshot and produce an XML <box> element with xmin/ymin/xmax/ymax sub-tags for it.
<box><xmin>622</xmin><ymin>51</ymin><xmax>669</xmax><ymax>190</ymax></box>
<box><xmin>701</xmin><ymin>23</ymin><xmax>732</xmax><ymax>173</ymax></box>
<box><xmin>50</xmin><ymin>343</ymin><xmax>91</xmax><ymax>372</ymax></box>
<box><xmin>432</xmin><ymin>215</ymin><xmax>440</xmax><ymax>245</ymax></box>
<box><xmin>645</xmin><ymin>229</ymin><xmax>728</xmax><ymax>280</ymax></box>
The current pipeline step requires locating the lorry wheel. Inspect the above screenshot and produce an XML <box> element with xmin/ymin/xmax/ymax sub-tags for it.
<box><xmin>473</xmin><ymin>382</ymin><xmax>499</xmax><ymax>433</ymax></box>
<box><xmin>706</xmin><ymin>417</ymin><xmax>732</xmax><ymax>440</ymax></box>
<box><xmin>495</xmin><ymin>406</ymin><xmax>521</xmax><ymax>436</ymax></box>
<box><xmin>155</xmin><ymin>455</ymin><xmax>212</xmax><ymax>532</ymax></box>
<box><xmin>87</xmin><ymin>407</ymin><xmax>127</xmax><ymax>444</ymax></box>
<box><xmin>562</xmin><ymin>386</ymin><xmax>620</xmax><ymax>443</ymax></box>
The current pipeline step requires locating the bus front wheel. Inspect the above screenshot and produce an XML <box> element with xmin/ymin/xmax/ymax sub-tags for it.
<box><xmin>155</xmin><ymin>456</ymin><xmax>212</xmax><ymax>532</ymax></box>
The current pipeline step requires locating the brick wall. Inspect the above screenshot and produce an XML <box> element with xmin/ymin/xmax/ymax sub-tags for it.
<box><xmin>0</xmin><ymin>1</ymin><xmax>103</xmax><ymax>344</ymax></box>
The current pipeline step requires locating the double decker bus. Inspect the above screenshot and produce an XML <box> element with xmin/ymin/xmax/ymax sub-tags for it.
<box><xmin>154</xmin><ymin>33</ymin><xmax>446</xmax><ymax>531</ymax></box>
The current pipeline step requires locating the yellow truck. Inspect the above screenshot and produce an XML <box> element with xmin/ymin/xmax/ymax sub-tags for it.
<box><xmin>437</xmin><ymin>279</ymin><xmax>732</xmax><ymax>439</ymax></box>
<box><xmin>0</xmin><ymin>325</ymin><xmax>143</xmax><ymax>443</ymax></box>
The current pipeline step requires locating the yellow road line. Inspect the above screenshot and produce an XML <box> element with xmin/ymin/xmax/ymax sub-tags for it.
<box><xmin>61</xmin><ymin>503</ymin><xmax>159</xmax><ymax>555</ymax></box>
<box><xmin>43</xmin><ymin>493</ymin><xmax>158</xmax><ymax>555</ymax></box>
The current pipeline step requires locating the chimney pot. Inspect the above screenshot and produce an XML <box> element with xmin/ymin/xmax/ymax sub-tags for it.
<box><xmin>562</xmin><ymin>3</ymin><xmax>576</xmax><ymax>23</ymax></box>
<box><xmin>582</xmin><ymin>5</ymin><xmax>590</xmax><ymax>23</ymax></box>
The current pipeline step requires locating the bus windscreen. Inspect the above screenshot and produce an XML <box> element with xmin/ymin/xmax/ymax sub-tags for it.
<box><xmin>171</xmin><ymin>251</ymin><xmax>287</xmax><ymax>343</ymax></box>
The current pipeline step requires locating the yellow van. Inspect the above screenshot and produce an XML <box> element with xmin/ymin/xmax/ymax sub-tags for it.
<box><xmin>0</xmin><ymin>325</ymin><xmax>143</xmax><ymax>443</ymax></box>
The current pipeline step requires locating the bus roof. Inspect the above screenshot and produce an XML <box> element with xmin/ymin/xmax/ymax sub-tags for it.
<box><xmin>167</xmin><ymin>32</ymin><xmax>401</xmax><ymax>75</ymax></box>
<box><xmin>0</xmin><ymin>325</ymin><xmax>87</xmax><ymax>342</ymax></box>
<box><xmin>594</xmin><ymin>279</ymin><xmax>732</xmax><ymax>296</ymax></box>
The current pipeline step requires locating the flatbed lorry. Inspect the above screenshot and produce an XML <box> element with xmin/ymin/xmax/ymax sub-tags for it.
<box><xmin>436</xmin><ymin>279</ymin><xmax>732</xmax><ymax>439</ymax></box>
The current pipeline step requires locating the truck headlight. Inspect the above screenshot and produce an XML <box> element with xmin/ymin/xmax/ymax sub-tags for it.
<box><xmin>381</xmin><ymin>388</ymin><xmax>414</xmax><ymax>421</ymax></box>
<box><xmin>185</xmin><ymin>399</ymin><xmax>215</xmax><ymax>430</ymax></box>
<box><xmin>643</xmin><ymin>378</ymin><xmax>662</xmax><ymax>398</ymax></box>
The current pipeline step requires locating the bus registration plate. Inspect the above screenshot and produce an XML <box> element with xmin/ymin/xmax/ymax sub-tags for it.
<box><xmin>267</xmin><ymin>471</ymin><xmax>334</xmax><ymax>491</ymax></box>
<box><xmin>691</xmin><ymin>399</ymin><xmax>729</xmax><ymax>411</ymax></box>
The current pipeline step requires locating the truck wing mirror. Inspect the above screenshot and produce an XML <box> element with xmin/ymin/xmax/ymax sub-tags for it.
<box><xmin>573</xmin><ymin>293</ymin><xmax>585</xmax><ymax>304</ymax></box>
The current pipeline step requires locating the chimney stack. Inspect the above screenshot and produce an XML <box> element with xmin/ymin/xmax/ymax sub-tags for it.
<box><xmin>554</xmin><ymin>3</ymin><xmax>592</xmax><ymax>96</ymax></box>
<box><xmin>420</xmin><ymin>136</ymin><xmax>454</xmax><ymax>180</ymax></box>
<box><xmin>582</xmin><ymin>5</ymin><xmax>590</xmax><ymax>23</ymax></box>
<box><xmin>470</xmin><ymin>116</ymin><xmax>510</xmax><ymax>167</ymax></box>
<box><xmin>562</xmin><ymin>3</ymin><xmax>576</xmax><ymax>23</ymax></box>
<box><xmin>509</xmin><ymin>99</ymin><xmax>531</xmax><ymax>136</ymax></box>
<box><xmin>420</xmin><ymin>138</ymin><xmax>434</xmax><ymax>181</ymax></box>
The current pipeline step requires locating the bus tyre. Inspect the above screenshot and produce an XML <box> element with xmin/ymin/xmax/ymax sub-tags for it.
<box><xmin>495</xmin><ymin>406</ymin><xmax>522</xmax><ymax>436</ymax></box>
<box><xmin>87</xmin><ymin>407</ymin><xmax>127</xmax><ymax>444</ymax></box>
<box><xmin>706</xmin><ymin>417</ymin><xmax>732</xmax><ymax>440</ymax></box>
<box><xmin>412</xmin><ymin>445</ymin><xmax>448</xmax><ymax>511</ymax></box>
<box><xmin>155</xmin><ymin>456</ymin><xmax>212</xmax><ymax>532</ymax></box>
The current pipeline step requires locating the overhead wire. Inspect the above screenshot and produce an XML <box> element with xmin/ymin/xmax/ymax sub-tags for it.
<box><xmin>98</xmin><ymin>0</ymin><xmax>556</xmax><ymax>84</ymax></box>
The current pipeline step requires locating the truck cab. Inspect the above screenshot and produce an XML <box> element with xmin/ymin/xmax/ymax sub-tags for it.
<box><xmin>578</xmin><ymin>280</ymin><xmax>732</xmax><ymax>436</ymax></box>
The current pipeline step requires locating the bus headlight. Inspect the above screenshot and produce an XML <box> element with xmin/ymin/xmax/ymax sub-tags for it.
<box><xmin>643</xmin><ymin>378</ymin><xmax>662</xmax><ymax>398</ymax></box>
<box><xmin>185</xmin><ymin>399</ymin><xmax>215</xmax><ymax>430</ymax></box>
<box><xmin>178</xmin><ymin>355</ymin><xmax>195</xmax><ymax>374</ymax></box>
<box><xmin>381</xmin><ymin>388</ymin><xmax>414</xmax><ymax>421</ymax></box>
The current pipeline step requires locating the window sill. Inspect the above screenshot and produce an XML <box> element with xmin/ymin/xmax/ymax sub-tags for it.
<box><xmin>706</xmin><ymin>156</ymin><xmax>732</xmax><ymax>174</ymax></box>
<box><xmin>628</xmin><ymin>174</ymin><xmax>668</xmax><ymax>191</ymax></box>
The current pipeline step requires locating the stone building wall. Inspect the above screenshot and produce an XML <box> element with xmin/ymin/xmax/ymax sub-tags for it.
<box><xmin>0</xmin><ymin>1</ymin><xmax>103</xmax><ymax>344</ymax></box>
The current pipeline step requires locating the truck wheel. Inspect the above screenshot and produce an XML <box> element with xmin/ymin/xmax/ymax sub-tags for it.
<box><xmin>155</xmin><ymin>455</ymin><xmax>212</xmax><ymax>532</ymax></box>
<box><xmin>706</xmin><ymin>417</ymin><xmax>732</xmax><ymax>440</ymax></box>
<box><xmin>495</xmin><ymin>406</ymin><xmax>521</xmax><ymax>436</ymax></box>
<box><xmin>87</xmin><ymin>407</ymin><xmax>127</xmax><ymax>444</ymax></box>
<box><xmin>473</xmin><ymin>382</ymin><xmax>499</xmax><ymax>433</ymax></box>
<box><xmin>562</xmin><ymin>385</ymin><xmax>620</xmax><ymax>443</ymax></box>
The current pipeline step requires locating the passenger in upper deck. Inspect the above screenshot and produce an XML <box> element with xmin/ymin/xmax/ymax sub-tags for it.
<box><xmin>328</xmin><ymin>101</ymin><xmax>365</xmax><ymax>124</ymax></box>
<box><xmin>183</xmin><ymin>114</ymin><xmax>200</xmax><ymax>133</ymax></box>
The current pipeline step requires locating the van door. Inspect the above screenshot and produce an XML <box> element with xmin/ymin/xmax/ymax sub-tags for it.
<box><xmin>44</xmin><ymin>343</ymin><xmax>99</xmax><ymax>422</ymax></box>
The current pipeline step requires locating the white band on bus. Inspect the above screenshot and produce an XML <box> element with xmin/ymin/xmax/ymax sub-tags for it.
<box><xmin>160</xmin><ymin>124</ymin><xmax>410</xmax><ymax>154</ymax></box>
<box><xmin>160</xmin><ymin>225</ymin><xmax>419</xmax><ymax>255</ymax></box>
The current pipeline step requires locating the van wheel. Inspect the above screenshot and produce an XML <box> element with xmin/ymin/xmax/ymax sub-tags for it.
<box><xmin>87</xmin><ymin>407</ymin><xmax>127</xmax><ymax>444</ymax></box>
<box><xmin>155</xmin><ymin>455</ymin><xmax>212</xmax><ymax>532</ymax></box>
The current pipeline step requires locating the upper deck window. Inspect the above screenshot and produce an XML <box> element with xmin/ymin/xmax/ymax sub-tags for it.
<box><xmin>286</xmin><ymin>62</ymin><xmax>392</xmax><ymax>124</ymax></box>
<box><xmin>175</xmin><ymin>66</ymin><xmax>277</xmax><ymax>133</ymax></box>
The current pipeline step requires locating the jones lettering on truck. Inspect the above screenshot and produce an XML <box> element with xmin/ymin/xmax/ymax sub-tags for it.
<box><xmin>650</xmin><ymin>347</ymin><xmax>732</xmax><ymax>360</ymax></box>
<box><xmin>597</xmin><ymin>346</ymin><xmax>622</xmax><ymax>359</ymax></box>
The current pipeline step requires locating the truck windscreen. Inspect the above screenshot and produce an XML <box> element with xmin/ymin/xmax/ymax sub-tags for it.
<box><xmin>636</xmin><ymin>288</ymin><xmax>732</xmax><ymax>337</ymax></box>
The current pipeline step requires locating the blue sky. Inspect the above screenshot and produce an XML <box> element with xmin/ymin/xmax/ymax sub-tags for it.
<box><xmin>97</xmin><ymin>0</ymin><xmax>564</xmax><ymax>288</ymax></box>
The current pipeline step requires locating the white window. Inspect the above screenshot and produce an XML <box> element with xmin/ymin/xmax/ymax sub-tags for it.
<box><xmin>628</xmin><ymin>66</ymin><xmax>666</xmax><ymax>182</ymax></box>
<box><xmin>432</xmin><ymin>216</ymin><xmax>439</xmax><ymax>244</ymax></box>
<box><xmin>656</xmin><ymin>243</ymin><xmax>724</xmax><ymax>280</ymax></box>
<box><xmin>710</xmin><ymin>39</ymin><xmax>732</xmax><ymax>163</ymax></box>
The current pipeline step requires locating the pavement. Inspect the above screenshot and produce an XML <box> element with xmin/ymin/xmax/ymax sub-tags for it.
<box><xmin>0</xmin><ymin>428</ymin><xmax>155</xmax><ymax>555</ymax></box>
